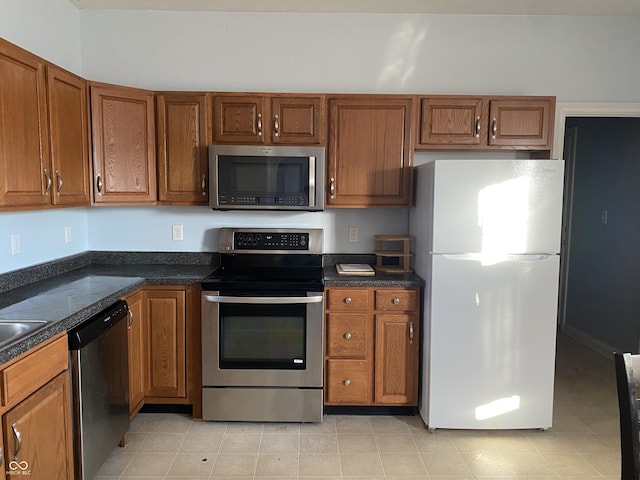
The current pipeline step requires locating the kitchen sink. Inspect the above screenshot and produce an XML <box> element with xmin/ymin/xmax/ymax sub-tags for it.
<box><xmin>0</xmin><ymin>320</ymin><xmax>48</xmax><ymax>348</ymax></box>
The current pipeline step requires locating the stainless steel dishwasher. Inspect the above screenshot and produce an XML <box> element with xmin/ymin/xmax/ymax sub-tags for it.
<box><xmin>68</xmin><ymin>300</ymin><xmax>130</xmax><ymax>480</ymax></box>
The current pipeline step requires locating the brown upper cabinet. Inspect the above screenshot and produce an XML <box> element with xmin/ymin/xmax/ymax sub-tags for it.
<box><xmin>156</xmin><ymin>93</ymin><xmax>208</xmax><ymax>205</ymax></box>
<box><xmin>91</xmin><ymin>82</ymin><xmax>157</xmax><ymax>204</ymax></box>
<box><xmin>0</xmin><ymin>39</ymin><xmax>90</xmax><ymax>209</ymax></box>
<box><xmin>0</xmin><ymin>39</ymin><xmax>50</xmax><ymax>208</ymax></box>
<box><xmin>46</xmin><ymin>66</ymin><xmax>91</xmax><ymax>206</ymax></box>
<box><xmin>210</xmin><ymin>93</ymin><xmax>325</xmax><ymax>145</ymax></box>
<box><xmin>327</xmin><ymin>96</ymin><xmax>414</xmax><ymax>208</ymax></box>
<box><xmin>417</xmin><ymin>95</ymin><xmax>555</xmax><ymax>152</ymax></box>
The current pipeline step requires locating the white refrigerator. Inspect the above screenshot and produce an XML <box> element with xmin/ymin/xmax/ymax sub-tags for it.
<box><xmin>409</xmin><ymin>159</ymin><xmax>565</xmax><ymax>430</ymax></box>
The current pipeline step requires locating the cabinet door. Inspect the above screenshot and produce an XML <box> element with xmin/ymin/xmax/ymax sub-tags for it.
<box><xmin>143</xmin><ymin>289</ymin><xmax>186</xmax><ymax>398</ymax></box>
<box><xmin>212</xmin><ymin>95</ymin><xmax>266</xmax><ymax>144</ymax></box>
<box><xmin>488</xmin><ymin>98</ymin><xmax>554</xmax><ymax>148</ymax></box>
<box><xmin>271</xmin><ymin>96</ymin><xmax>324</xmax><ymax>144</ymax></box>
<box><xmin>125</xmin><ymin>290</ymin><xmax>145</xmax><ymax>416</ymax></box>
<box><xmin>46</xmin><ymin>65</ymin><xmax>91</xmax><ymax>206</ymax></box>
<box><xmin>3</xmin><ymin>372</ymin><xmax>73</xmax><ymax>480</ymax></box>
<box><xmin>0</xmin><ymin>39</ymin><xmax>50</xmax><ymax>207</ymax></box>
<box><xmin>157</xmin><ymin>93</ymin><xmax>208</xmax><ymax>204</ymax></box>
<box><xmin>90</xmin><ymin>83</ymin><xmax>156</xmax><ymax>203</ymax></box>
<box><xmin>327</xmin><ymin>97</ymin><xmax>413</xmax><ymax>207</ymax></box>
<box><xmin>374</xmin><ymin>313</ymin><xmax>419</xmax><ymax>405</ymax></box>
<box><xmin>418</xmin><ymin>97</ymin><xmax>484</xmax><ymax>146</ymax></box>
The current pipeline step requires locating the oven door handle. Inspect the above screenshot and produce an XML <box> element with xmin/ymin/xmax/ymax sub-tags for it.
<box><xmin>203</xmin><ymin>294</ymin><xmax>323</xmax><ymax>304</ymax></box>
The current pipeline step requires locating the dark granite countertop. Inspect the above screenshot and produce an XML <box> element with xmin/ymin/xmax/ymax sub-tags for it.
<box><xmin>0</xmin><ymin>256</ymin><xmax>217</xmax><ymax>364</ymax></box>
<box><xmin>323</xmin><ymin>265</ymin><xmax>424</xmax><ymax>288</ymax></box>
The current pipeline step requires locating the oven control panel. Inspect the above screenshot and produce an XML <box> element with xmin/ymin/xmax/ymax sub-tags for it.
<box><xmin>219</xmin><ymin>228</ymin><xmax>324</xmax><ymax>254</ymax></box>
<box><xmin>234</xmin><ymin>232</ymin><xmax>309</xmax><ymax>250</ymax></box>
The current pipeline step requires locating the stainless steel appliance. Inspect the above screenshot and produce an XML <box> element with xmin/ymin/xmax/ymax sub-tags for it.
<box><xmin>68</xmin><ymin>300</ymin><xmax>130</xmax><ymax>480</ymax></box>
<box><xmin>209</xmin><ymin>145</ymin><xmax>325</xmax><ymax>211</ymax></box>
<box><xmin>201</xmin><ymin>228</ymin><xmax>324</xmax><ymax>422</ymax></box>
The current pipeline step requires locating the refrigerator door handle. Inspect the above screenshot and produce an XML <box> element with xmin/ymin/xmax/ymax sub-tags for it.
<box><xmin>439</xmin><ymin>253</ymin><xmax>557</xmax><ymax>261</ymax></box>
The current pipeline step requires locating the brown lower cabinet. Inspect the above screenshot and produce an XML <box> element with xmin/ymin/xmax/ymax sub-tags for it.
<box><xmin>124</xmin><ymin>285</ymin><xmax>201</xmax><ymax>419</ymax></box>
<box><xmin>0</xmin><ymin>334</ymin><xmax>74</xmax><ymax>480</ymax></box>
<box><xmin>324</xmin><ymin>287</ymin><xmax>419</xmax><ymax>406</ymax></box>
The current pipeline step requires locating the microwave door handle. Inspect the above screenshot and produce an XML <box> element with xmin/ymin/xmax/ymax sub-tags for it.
<box><xmin>203</xmin><ymin>295</ymin><xmax>323</xmax><ymax>304</ymax></box>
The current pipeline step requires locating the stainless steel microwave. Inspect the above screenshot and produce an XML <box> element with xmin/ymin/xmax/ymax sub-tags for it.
<box><xmin>209</xmin><ymin>145</ymin><xmax>325</xmax><ymax>211</ymax></box>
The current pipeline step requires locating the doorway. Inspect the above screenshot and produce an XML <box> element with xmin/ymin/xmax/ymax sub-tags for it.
<box><xmin>555</xmin><ymin>103</ymin><xmax>640</xmax><ymax>356</ymax></box>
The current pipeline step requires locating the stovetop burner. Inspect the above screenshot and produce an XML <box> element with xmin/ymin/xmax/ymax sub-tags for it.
<box><xmin>203</xmin><ymin>228</ymin><xmax>325</xmax><ymax>292</ymax></box>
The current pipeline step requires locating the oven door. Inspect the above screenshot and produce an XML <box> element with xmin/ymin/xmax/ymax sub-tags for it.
<box><xmin>202</xmin><ymin>290</ymin><xmax>324</xmax><ymax>388</ymax></box>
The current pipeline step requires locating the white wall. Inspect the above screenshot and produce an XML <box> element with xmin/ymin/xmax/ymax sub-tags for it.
<box><xmin>0</xmin><ymin>208</ymin><xmax>89</xmax><ymax>273</ymax></box>
<box><xmin>78</xmin><ymin>12</ymin><xmax>640</xmax><ymax>101</ymax></box>
<box><xmin>87</xmin><ymin>206</ymin><xmax>407</xmax><ymax>254</ymax></box>
<box><xmin>0</xmin><ymin>0</ymin><xmax>82</xmax><ymax>73</ymax></box>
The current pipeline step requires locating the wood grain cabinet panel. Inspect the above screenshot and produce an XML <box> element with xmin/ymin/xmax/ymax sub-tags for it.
<box><xmin>327</xmin><ymin>96</ymin><xmax>414</xmax><ymax>207</ymax></box>
<box><xmin>0</xmin><ymin>334</ymin><xmax>74</xmax><ymax>480</ymax></box>
<box><xmin>325</xmin><ymin>286</ymin><xmax>419</xmax><ymax>407</ymax></box>
<box><xmin>143</xmin><ymin>289</ymin><xmax>187</xmax><ymax>398</ymax></box>
<box><xmin>46</xmin><ymin>65</ymin><xmax>91</xmax><ymax>206</ymax></box>
<box><xmin>125</xmin><ymin>290</ymin><xmax>145</xmax><ymax>417</ymax></box>
<box><xmin>417</xmin><ymin>95</ymin><xmax>555</xmax><ymax>153</ymax></box>
<box><xmin>0</xmin><ymin>39</ymin><xmax>50</xmax><ymax>208</ymax></box>
<box><xmin>2</xmin><ymin>372</ymin><xmax>74</xmax><ymax>480</ymax></box>
<box><xmin>156</xmin><ymin>93</ymin><xmax>208</xmax><ymax>204</ymax></box>
<box><xmin>270</xmin><ymin>96</ymin><xmax>324</xmax><ymax>144</ymax></box>
<box><xmin>211</xmin><ymin>93</ymin><xmax>325</xmax><ymax>145</ymax></box>
<box><xmin>488</xmin><ymin>98</ymin><xmax>554</xmax><ymax>148</ymax></box>
<box><xmin>90</xmin><ymin>83</ymin><xmax>156</xmax><ymax>204</ymax></box>
<box><xmin>374</xmin><ymin>313</ymin><xmax>419</xmax><ymax>405</ymax></box>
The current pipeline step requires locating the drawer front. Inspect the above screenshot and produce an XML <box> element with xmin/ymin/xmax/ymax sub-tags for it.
<box><xmin>2</xmin><ymin>334</ymin><xmax>69</xmax><ymax>407</ymax></box>
<box><xmin>326</xmin><ymin>359</ymin><xmax>370</xmax><ymax>404</ymax></box>
<box><xmin>327</xmin><ymin>289</ymin><xmax>369</xmax><ymax>311</ymax></box>
<box><xmin>375</xmin><ymin>289</ymin><xmax>417</xmax><ymax>311</ymax></box>
<box><xmin>327</xmin><ymin>313</ymin><xmax>368</xmax><ymax>358</ymax></box>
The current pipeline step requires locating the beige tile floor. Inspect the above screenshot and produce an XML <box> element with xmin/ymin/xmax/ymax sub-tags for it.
<box><xmin>96</xmin><ymin>334</ymin><xmax>621</xmax><ymax>479</ymax></box>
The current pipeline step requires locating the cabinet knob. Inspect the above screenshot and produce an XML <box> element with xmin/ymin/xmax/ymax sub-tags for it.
<box><xmin>330</xmin><ymin>177</ymin><xmax>336</xmax><ymax>198</ymax></box>
<box><xmin>344</xmin><ymin>297</ymin><xmax>352</xmax><ymax>304</ymax></box>
<box><xmin>344</xmin><ymin>332</ymin><xmax>352</xmax><ymax>340</ymax></box>
<box><xmin>274</xmin><ymin>114</ymin><xmax>280</xmax><ymax>137</ymax></box>
<box><xmin>257</xmin><ymin>113</ymin><xmax>262</xmax><ymax>137</ymax></box>
<box><xmin>96</xmin><ymin>174</ymin><xmax>103</xmax><ymax>195</ymax></box>
<box><xmin>492</xmin><ymin>117</ymin><xmax>497</xmax><ymax>139</ymax></box>
<box><xmin>393</xmin><ymin>297</ymin><xmax>400</xmax><ymax>305</ymax></box>
<box><xmin>475</xmin><ymin>116</ymin><xmax>481</xmax><ymax>137</ymax></box>
<box><xmin>343</xmin><ymin>379</ymin><xmax>351</xmax><ymax>386</ymax></box>
<box><xmin>202</xmin><ymin>175</ymin><xmax>206</xmax><ymax>196</ymax></box>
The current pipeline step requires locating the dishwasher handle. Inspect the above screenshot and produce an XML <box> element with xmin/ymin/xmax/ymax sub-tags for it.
<box><xmin>68</xmin><ymin>300</ymin><xmax>129</xmax><ymax>350</ymax></box>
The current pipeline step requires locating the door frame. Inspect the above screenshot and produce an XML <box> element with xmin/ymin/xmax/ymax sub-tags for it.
<box><xmin>553</xmin><ymin>102</ymin><xmax>640</xmax><ymax>333</ymax></box>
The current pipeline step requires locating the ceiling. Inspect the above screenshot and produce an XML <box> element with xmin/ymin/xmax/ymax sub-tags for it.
<box><xmin>68</xmin><ymin>0</ymin><xmax>640</xmax><ymax>15</ymax></box>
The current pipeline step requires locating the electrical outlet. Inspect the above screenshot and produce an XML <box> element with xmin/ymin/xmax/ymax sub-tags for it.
<box><xmin>10</xmin><ymin>233</ymin><xmax>20</xmax><ymax>255</ymax></box>
<box><xmin>172</xmin><ymin>224</ymin><xmax>184</xmax><ymax>241</ymax></box>
<box><xmin>348</xmin><ymin>226</ymin><xmax>359</xmax><ymax>243</ymax></box>
<box><xmin>64</xmin><ymin>225</ymin><xmax>72</xmax><ymax>243</ymax></box>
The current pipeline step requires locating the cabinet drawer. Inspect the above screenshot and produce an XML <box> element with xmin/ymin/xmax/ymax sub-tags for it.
<box><xmin>326</xmin><ymin>359</ymin><xmax>370</xmax><ymax>404</ymax></box>
<box><xmin>2</xmin><ymin>334</ymin><xmax>68</xmax><ymax>407</ymax></box>
<box><xmin>327</xmin><ymin>289</ymin><xmax>369</xmax><ymax>311</ymax></box>
<box><xmin>375</xmin><ymin>289</ymin><xmax>417</xmax><ymax>311</ymax></box>
<box><xmin>327</xmin><ymin>314</ymin><xmax>368</xmax><ymax>358</ymax></box>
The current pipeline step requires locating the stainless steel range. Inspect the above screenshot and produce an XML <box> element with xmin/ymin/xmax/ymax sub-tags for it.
<box><xmin>201</xmin><ymin>228</ymin><xmax>324</xmax><ymax>422</ymax></box>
